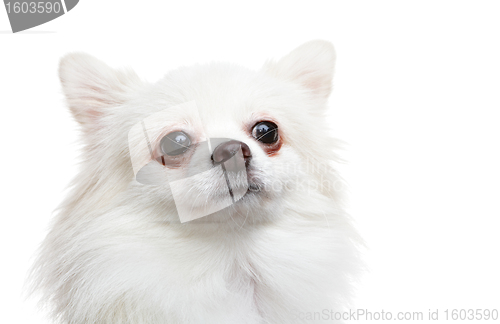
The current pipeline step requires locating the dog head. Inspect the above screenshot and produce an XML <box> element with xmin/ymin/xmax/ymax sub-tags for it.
<box><xmin>60</xmin><ymin>40</ymin><xmax>340</xmax><ymax>225</ymax></box>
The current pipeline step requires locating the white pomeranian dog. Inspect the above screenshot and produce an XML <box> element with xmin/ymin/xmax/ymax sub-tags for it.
<box><xmin>29</xmin><ymin>40</ymin><xmax>361</xmax><ymax>323</ymax></box>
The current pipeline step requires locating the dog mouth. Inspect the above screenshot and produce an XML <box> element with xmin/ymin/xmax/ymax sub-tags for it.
<box><xmin>246</xmin><ymin>174</ymin><xmax>266</xmax><ymax>193</ymax></box>
<box><xmin>248</xmin><ymin>183</ymin><xmax>261</xmax><ymax>192</ymax></box>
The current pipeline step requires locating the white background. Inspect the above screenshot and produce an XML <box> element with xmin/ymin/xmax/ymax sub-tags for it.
<box><xmin>1</xmin><ymin>1</ymin><xmax>499</xmax><ymax>323</ymax></box>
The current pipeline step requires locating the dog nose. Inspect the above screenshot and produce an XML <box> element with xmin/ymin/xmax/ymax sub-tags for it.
<box><xmin>211</xmin><ymin>140</ymin><xmax>252</xmax><ymax>164</ymax></box>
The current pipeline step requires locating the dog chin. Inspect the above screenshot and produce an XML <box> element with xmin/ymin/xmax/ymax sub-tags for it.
<box><xmin>181</xmin><ymin>183</ymin><xmax>281</xmax><ymax>225</ymax></box>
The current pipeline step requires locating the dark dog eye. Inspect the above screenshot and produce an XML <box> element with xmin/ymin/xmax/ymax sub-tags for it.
<box><xmin>160</xmin><ymin>131</ymin><xmax>191</xmax><ymax>156</ymax></box>
<box><xmin>252</xmin><ymin>121</ymin><xmax>279</xmax><ymax>144</ymax></box>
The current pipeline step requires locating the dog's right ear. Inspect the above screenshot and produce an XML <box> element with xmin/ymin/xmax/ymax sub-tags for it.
<box><xmin>59</xmin><ymin>53</ymin><xmax>141</xmax><ymax>130</ymax></box>
<box><xmin>263</xmin><ymin>40</ymin><xmax>336</xmax><ymax>101</ymax></box>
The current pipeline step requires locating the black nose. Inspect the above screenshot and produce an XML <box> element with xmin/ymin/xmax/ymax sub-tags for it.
<box><xmin>211</xmin><ymin>140</ymin><xmax>252</xmax><ymax>165</ymax></box>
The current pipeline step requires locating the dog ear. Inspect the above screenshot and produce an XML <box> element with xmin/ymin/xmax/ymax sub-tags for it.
<box><xmin>264</xmin><ymin>40</ymin><xmax>336</xmax><ymax>99</ymax></box>
<box><xmin>59</xmin><ymin>53</ymin><xmax>141</xmax><ymax>129</ymax></box>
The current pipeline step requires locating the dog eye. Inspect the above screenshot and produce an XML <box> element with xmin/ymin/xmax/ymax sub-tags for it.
<box><xmin>252</xmin><ymin>121</ymin><xmax>278</xmax><ymax>144</ymax></box>
<box><xmin>160</xmin><ymin>131</ymin><xmax>191</xmax><ymax>156</ymax></box>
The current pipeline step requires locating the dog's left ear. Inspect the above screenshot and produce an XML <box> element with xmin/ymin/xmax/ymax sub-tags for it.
<box><xmin>263</xmin><ymin>40</ymin><xmax>336</xmax><ymax>100</ymax></box>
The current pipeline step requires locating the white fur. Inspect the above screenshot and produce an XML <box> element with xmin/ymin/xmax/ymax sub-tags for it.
<box><xmin>29</xmin><ymin>40</ymin><xmax>362</xmax><ymax>323</ymax></box>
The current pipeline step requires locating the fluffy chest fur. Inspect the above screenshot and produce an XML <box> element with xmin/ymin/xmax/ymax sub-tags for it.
<box><xmin>39</xmin><ymin>196</ymin><xmax>356</xmax><ymax>323</ymax></box>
